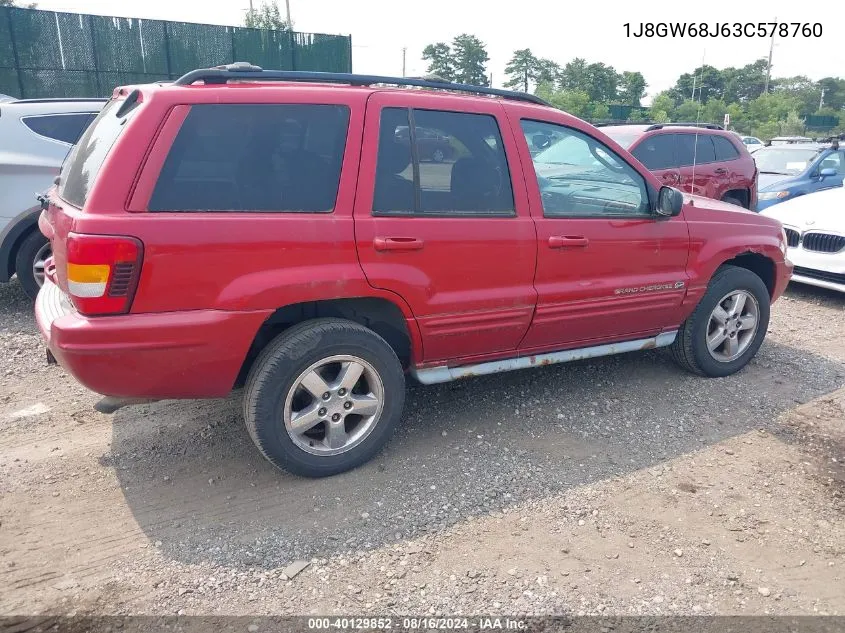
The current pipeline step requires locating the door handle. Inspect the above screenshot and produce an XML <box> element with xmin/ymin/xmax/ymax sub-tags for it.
<box><xmin>714</xmin><ymin>168</ymin><xmax>728</xmax><ymax>175</ymax></box>
<box><xmin>662</xmin><ymin>172</ymin><xmax>680</xmax><ymax>184</ymax></box>
<box><xmin>373</xmin><ymin>236</ymin><xmax>425</xmax><ymax>252</ymax></box>
<box><xmin>549</xmin><ymin>236</ymin><xmax>589</xmax><ymax>249</ymax></box>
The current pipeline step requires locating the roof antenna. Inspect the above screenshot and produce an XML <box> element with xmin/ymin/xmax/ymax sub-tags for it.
<box><xmin>690</xmin><ymin>49</ymin><xmax>706</xmax><ymax>200</ymax></box>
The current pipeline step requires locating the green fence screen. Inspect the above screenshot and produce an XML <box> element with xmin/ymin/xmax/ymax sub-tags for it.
<box><xmin>0</xmin><ymin>6</ymin><xmax>352</xmax><ymax>99</ymax></box>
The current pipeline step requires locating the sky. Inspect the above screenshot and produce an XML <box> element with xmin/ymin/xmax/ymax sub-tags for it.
<box><xmin>33</xmin><ymin>0</ymin><xmax>839</xmax><ymax>104</ymax></box>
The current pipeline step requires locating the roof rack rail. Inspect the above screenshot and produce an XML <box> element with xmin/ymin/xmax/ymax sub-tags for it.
<box><xmin>173</xmin><ymin>63</ymin><xmax>552</xmax><ymax>106</ymax></box>
<box><xmin>11</xmin><ymin>97</ymin><xmax>109</xmax><ymax>104</ymax></box>
<box><xmin>645</xmin><ymin>122</ymin><xmax>723</xmax><ymax>131</ymax></box>
<box><xmin>593</xmin><ymin>122</ymin><xmax>654</xmax><ymax>127</ymax></box>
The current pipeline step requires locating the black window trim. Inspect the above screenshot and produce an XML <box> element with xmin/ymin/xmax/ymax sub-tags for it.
<box><xmin>522</xmin><ymin>117</ymin><xmax>657</xmax><ymax>220</ymax></box>
<box><xmin>372</xmin><ymin>106</ymin><xmax>517</xmax><ymax>219</ymax></box>
<box><xmin>21</xmin><ymin>111</ymin><xmax>97</xmax><ymax>146</ymax></box>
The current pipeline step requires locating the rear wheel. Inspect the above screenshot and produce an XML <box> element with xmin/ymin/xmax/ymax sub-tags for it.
<box><xmin>244</xmin><ymin>318</ymin><xmax>405</xmax><ymax>477</ymax></box>
<box><xmin>15</xmin><ymin>230</ymin><xmax>51</xmax><ymax>300</ymax></box>
<box><xmin>670</xmin><ymin>265</ymin><xmax>770</xmax><ymax>377</ymax></box>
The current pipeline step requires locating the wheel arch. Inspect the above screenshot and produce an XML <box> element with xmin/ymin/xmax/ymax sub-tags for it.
<box><xmin>0</xmin><ymin>205</ymin><xmax>41</xmax><ymax>282</ymax></box>
<box><xmin>717</xmin><ymin>251</ymin><xmax>776</xmax><ymax>297</ymax></box>
<box><xmin>235</xmin><ymin>296</ymin><xmax>420</xmax><ymax>389</ymax></box>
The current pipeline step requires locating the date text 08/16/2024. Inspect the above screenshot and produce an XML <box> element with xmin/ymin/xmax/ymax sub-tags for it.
<box><xmin>624</xmin><ymin>22</ymin><xmax>823</xmax><ymax>38</ymax></box>
<box><xmin>307</xmin><ymin>618</ymin><xmax>528</xmax><ymax>630</ymax></box>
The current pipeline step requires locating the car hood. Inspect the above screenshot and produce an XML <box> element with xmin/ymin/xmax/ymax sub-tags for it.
<box><xmin>759</xmin><ymin>187</ymin><xmax>845</xmax><ymax>231</ymax></box>
<box><xmin>757</xmin><ymin>173</ymin><xmax>799</xmax><ymax>191</ymax></box>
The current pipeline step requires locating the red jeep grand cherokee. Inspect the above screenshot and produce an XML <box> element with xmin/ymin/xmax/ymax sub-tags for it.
<box><xmin>599</xmin><ymin>123</ymin><xmax>758</xmax><ymax>210</ymax></box>
<box><xmin>36</xmin><ymin>64</ymin><xmax>792</xmax><ymax>477</ymax></box>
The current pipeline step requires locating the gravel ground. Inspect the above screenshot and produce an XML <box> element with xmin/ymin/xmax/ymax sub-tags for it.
<box><xmin>1</xmin><ymin>277</ymin><xmax>843</xmax><ymax>617</ymax></box>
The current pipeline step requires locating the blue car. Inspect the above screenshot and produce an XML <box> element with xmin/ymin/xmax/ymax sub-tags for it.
<box><xmin>755</xmin><ymin>142</ymin><xmax>844</xmax><ymax>211</ymax></box>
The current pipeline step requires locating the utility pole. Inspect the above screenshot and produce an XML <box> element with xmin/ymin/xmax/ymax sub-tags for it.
<box><xmin>819</xmin><ymin>87</ymin><xmax>826</xmax><ymax>110</ymax></box>
<box><xmin>402</xmin><ymin>47</ymin><xmax>406</xmax><ymax>77</ymax></box>
<box><xmin>763</xmin><ymin>18</ymin><xmax>776</xmax><ymax>94</ymax></box>
<box><xmin>249</xmin><ymin>0</ymin><xmax>254</xmax><ymax>13</ymax></box>
<box><xmin>284</xmin><ymin>0</ymin><xmax>291</xmax><ymax>26</ymax></box>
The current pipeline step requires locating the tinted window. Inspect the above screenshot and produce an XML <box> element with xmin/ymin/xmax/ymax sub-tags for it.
<box><xmin>373</xmin><ymin>108</ymin><xmax>514</xmax><ymax>216</ymax></box>
<box><xmin>373</xmin><ymin>108</ymin><xmax>414</xmax><ymax>213</ymax></box>
<box><xmin>695</xmin><ymin>135</ymin><xmax>716</xmax><ymax>163</ymax></box>
<box><xmin>149</xmin><ymin>104</ymin><xmax>350</xmax><ymax>213</ymax></box>
<box><xmin>713</xmin><ymin>135</ymin><xmax>741</xmax><ymax>160</ymax></box>
<box><xmin>59</xmin><ymin>100</ymin><xmax>127</xmax><ymax>208</ymax></box>
<box><xmin>522</xmin><ymin>120</ymin><xmax>649</xmax><ymax>217</ymax></box>
<box><xmin>23</xmin><ymin>113</ymin><xmax>96</xmax><ymax>145</ymax></box>
<box><xmin>631</xmin><ymin>134</ymin><xmax>675</xmax><ymax>169</ymax></box>
<box><xmin>675</xmin><ymin>134</ymin><xmax>696</xmax><ymax>167</ymax></box>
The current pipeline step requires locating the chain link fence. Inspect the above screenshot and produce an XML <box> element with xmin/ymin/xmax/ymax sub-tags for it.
<box><xmin>0</xmin><ymin>6</ymin><xmax>352</xmax><ymax>99</ymax></box>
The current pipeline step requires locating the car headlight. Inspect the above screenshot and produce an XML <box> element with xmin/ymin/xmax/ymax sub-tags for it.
<box><xmin>759</xmin><ymin>190</ymin><xmax>791</xmax><ymax>200</ymax></box>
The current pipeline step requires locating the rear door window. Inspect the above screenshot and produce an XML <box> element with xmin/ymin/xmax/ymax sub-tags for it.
<box><xmin>631</xmin><ymin>134</ymin><xmax>675</xmax><ymax>170</ymax></box>
<box><xmin>695</xmin><ymin>135</ymin><xmax>716</xmax><ymax>163</ymax></box>
<box><xmin>149</xmin><ymin>104</ymin><xmax>350</xmax><ymax>213</ymax></box>
<box><xmin>23</xmin><ymin>113</ymin><xmax>97</xmax><ymax>145</ymax></box>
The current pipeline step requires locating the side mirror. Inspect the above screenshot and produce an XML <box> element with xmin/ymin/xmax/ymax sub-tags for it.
<box><xmin>819</xmin><ymin>167</ymin><xmax>837</xmax><ymax>178</ymax></box>
<box><xmin>656</xmin><ymin>186</ymin><xmax>684</xmax><ymax>217</ymax></box>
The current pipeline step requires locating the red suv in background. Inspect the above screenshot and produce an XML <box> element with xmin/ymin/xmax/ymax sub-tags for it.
<box><xmin>600</xmin><ymin>123</ymin><xmax>758</xmax><ymax>210</ymax></box>
<box><xmin>36</xmin><ymin>65</ymin><xmax>790</xmax><ymax>478</ymax></box>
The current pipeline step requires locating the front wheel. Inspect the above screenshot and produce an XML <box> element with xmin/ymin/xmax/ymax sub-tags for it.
<box><xmin>243</xmin><ymin>318</ymin><xmax>405</xmax><ymax>477</ymax></box>
<box><xmin>670</xmin><ymin>265</ymin><xmax>770</xmax><ymax>377</ymax></box>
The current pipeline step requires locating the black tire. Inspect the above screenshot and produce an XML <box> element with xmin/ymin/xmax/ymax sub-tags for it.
<box><xmin>15</xmin><ymin>230</ymin><xmax>50</xmax><ymax>301</ymax></box>
<box><xmin>722</xmin><ymin>195</ymin><xmax>744</xmax><ymax>207</ymax></box>
<box><xmin>243</xmin><ymin>318</ymin><xmax>405</xmax><ymax>477</ymax></box>
<box><xmin>670</xmin><ymin>265</ymin><xmax>770</xmax><ymax>377</ymax></box>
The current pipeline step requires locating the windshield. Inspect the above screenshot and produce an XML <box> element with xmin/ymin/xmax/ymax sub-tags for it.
<box><xmin>753</xmin><ymin>148</ymin><xmax>819</xmax><ymax>175</ymax></box>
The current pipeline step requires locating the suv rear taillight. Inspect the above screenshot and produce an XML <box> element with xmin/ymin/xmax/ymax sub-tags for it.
<box><xmin>66</xmin><ymin>232</ymin><xmax>143</xmax><ymax>316</ymax></box>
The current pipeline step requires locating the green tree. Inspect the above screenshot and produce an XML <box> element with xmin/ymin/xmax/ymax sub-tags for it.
<box><xmin>421</xmin><ymin>43</ymin><xmax>455</xmax><ymax>82</ymax></box>
<box><xmin>722</xmin><ymin>59</ymin><xmax>768</xmax><ymax>103</ymax></box>
<box><xmin>503</xmin><ymin>49</ymin><xmax>539</xmax><ymax>92</ymax></box>
<box><xmin>451</xmin><ymin>34</ymin><xmax>489</xmax><ymax>86</ymax></box>
<box><xmin>559</xmin><ymin>58</ymin><xmax>589</xmax><ymax>92</ymax></box>
<box><xmin>244</xmin><ymin>2</ymin><xmax>290</xmax><ymax>30</ymax></box>
<box><xmin>780</xmin><ymin>111</ymin><xmax>806</xmax><ymax>136</ymax></box>
<box><xmin>650</xmin><ymin>92</ymin><xmax>675</xmax><ymax>116</ymax></box>
<box><xmin>650</xmin><ymin>109</ymin><xmax>671</xmax><ymax>123</ymax></box>
<box><xmin>591</xmin><ymin>103</ymin><xmax>611</xmax><ymax>120</ymax></box>
<box><xmin>670</xmin><ymin>65</ymin><xmax>724</xmax><ymax>103</ymax></box>
<box><xmin>583</xmin><ymin>62</ymin><xmax>619</xmax><ymax>103</ymax></box>
<box><xmin>674</xmin><ymin>99</ymin><xmax>702</xmax><ymax>121</ymax></box>
<box><xmin>535</xmin><ymin>59</ymin><xmax>561</xmax><ymax>86</ymax></box>
<box><xmin>618</xmin><ymin>71</ymin><xmax>647</xmax><ymax>106</ymax></box>
<box><xmin>817</xmin><ymin>77</ymin><xmax>845</xmax><ymax>111</ymax></box>
<box><xmin>536</xmin><ymin>83</ymin><xmax>591</xmax><ymax>118</ymax></box>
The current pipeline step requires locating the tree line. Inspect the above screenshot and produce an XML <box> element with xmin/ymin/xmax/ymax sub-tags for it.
<box><xmin>421</xmin><ymin>36</ymin><xmax>845</xmax><ymax>138</ymax></box>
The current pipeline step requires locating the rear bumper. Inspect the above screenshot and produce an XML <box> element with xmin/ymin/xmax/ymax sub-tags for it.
<box><xmin>35</xmin><ymin>279</ymin><xmax>272</xmax><ymax>399</ymax></box>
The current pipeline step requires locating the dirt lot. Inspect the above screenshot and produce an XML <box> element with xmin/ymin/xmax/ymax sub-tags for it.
<box><xmin>1</xmin><ymin>278</ymin><xmax>844</xmax><ymax>617</ymax></box>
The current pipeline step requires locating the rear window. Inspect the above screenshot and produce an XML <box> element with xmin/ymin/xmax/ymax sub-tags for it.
<box><xmin>148</xmin><ymin>104</ymin><xmax>350</xmax><ymax>213</ymax></box>
<box><xmin>23</xmin><ymin>113</ymin><xmax>97</xmax><ymax>145</ymax></box>
<box><xmin>58</xmin><ymin>99</ymin><xmax>128</xmax><ymax>208</ymax></box>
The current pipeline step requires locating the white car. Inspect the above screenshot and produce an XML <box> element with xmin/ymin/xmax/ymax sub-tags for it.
<box><xmin>0</xmin><ymin>97</ymin><xmax>105</xmax><ymax>298</ymax></box>
<box><xmin>739</xmin><ymin>135</ymin><xmax>764</xmax><ymax>153</ymax></box>
<box><xmin>760</xmin><ymin>185</ymin><xmax>845</xmax><ymax>293</ymax></box>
